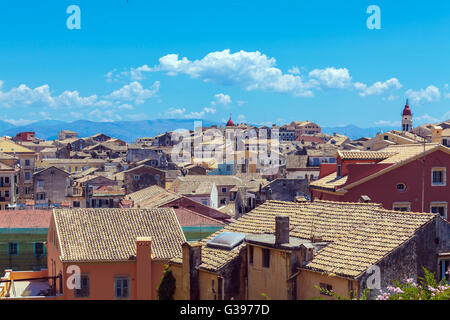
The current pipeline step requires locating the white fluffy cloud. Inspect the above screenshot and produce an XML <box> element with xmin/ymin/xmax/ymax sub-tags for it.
<box><xmin>287</xmin><ymin>66</ymin><xmax>301</xmax><ymax>75</ymax></box>
<box><xmin>104</xmin><ymin>81</ymin><xmax>159</xmax><ymax>105</ymax></box>
<box><xmin>308</xmin><ymin>67</ymin><xmax>352</xmax><ymax>89</ymax></box>
<box><xmin>106</xmin><ymin>65</ymin><xmax>155</xmax><ymax>83</ymax></box>
<box><xmin>166</xmin><ymin>108</ymin><xmax>187</xmax><ymax>117</ymax></box>
<box><xmin>185</xmin><ymin>107</ymin><xmax>216</xmax><ymax>119</ymax></box>
<box><xmin>159</xmin><ymin>50</ymin><xmax>314</xmax><ymax>96</ymax></box>
<box><xmin>165</xmin><ymin>106</ymin><xmax>216</xmax><ymax>119</ymax></box>
<box><xmin>405</xmin><ymin>85</ymin><xmax>441</xmax><ymax>104</ymax></box>
<box><xmin>211</xmin><ymin>93</ymin><xmax>231</xmax><ymax>106</ymax></box>
<box><xmin>111</xmin><ymin>50</ymin><xmax>406</xmax><ymax>99</ymax></box>
<box><xmin>0</xmin><ymin>84</ymin><xmax>99</xmax><ymax>108</ymax></box>
<box><xmin>374</xmin><ymin>120</ymin><xmax>401</xmax><ymax>127</ymax></box>
<box><xmin>0</xmin><ymin>80</ymin><xmax>159</xmax><ymax>122</ymax></box>
<box><xmin>355</xmin><ymin>78</ymin><xmax>402</xmax><ymax>97</ymax></box>
<box><xmin>118</xmin><ymin>104</ymin><xmax>134</xmax><ymax>110</ymax></box>
<box><xmin>136</xmin><ymin>50</ymin><xmax>316</xmax><ymax>97</ymax></box>
<box><xmin>129</xmin><ymin>65</ymin><xmax>153</xmax><ymax>81</ymax></box>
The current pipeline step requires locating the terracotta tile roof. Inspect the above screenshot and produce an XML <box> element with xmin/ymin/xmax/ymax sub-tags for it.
<box><xmin>175</xmin><ymin>180</ymin><xmax>215</xmax><ymax>196</ymax></box>
<box><xmin>176</xmin><ymin>175</ymin><xmax>242</xmax><ymax>186</ymax></box>
<box><xmin>337</xmin><ymin>150</ymin><xmax>397</xmax><ymax>160</ymax></box>
<box><xmin>305</xmin><ymin>210</ymin><xmax>435</xmax><ymax>278</ymax></box>
<box><xmin>218</xmin><ymin>202</ymin><xmax>236</xmax><ymax>217</ymax></box>
<box><xmin>92</xmin><ymin>186</ymin><xmax>125</xmax><ymax>197</ymax></box>
<box><xmin>326</xmin><ymin>134</ymin><xmax>349</xmax><ymax>146</ymax></box>
<box><xmin>442</xmin><ymin>128</ymin><xmax>450</xmax><ymax>136</ymax></box>
<box><xmin>174</xmin><ymin>208</ymin><xmax>225</xmax><ymax>227</ymax></box>
<box><xmin>0</xmin><ymin>210</ymin><xmax>52</xmax><ymax>229</ymax></box>
<box><xmin>75</xmin><ymin>174</ymin><xmax>114</xmax><ymax>184</ymax></box>
<box><xmin>171</xmin><ymin>200</ymin><xmax>436</xmax><ymax>277</ymax></box>
<box><xmin>306</xmin><ymin>147</ymin><xmax>338</xmax><ymax>157</ymax></box>
<box><xmin>311</xmin><ymin>144</ymin><xmax>449</xmax><ymax>191</ymax></box>
<box><xmin>378</xmin><ymin>143</ymin><xmax>442</xmax><ymax>163</ymax></box>
<box><xmin>229</xmin><ymin>178</ymin><xmax>270</xmax><ymax>193</ymax></box>
<box><xmin>40</xmin><ymin>147</ymin><xmax>57</xmax><ymax>153</ymax></box>
<box><xmin>34</xmin><ymin>166</ymin><xmax>69</xmax><ymax>176</ymax></box>
<box><xmin>86</xmin><ymin>143</ymin><xmax>127</xmax><ymax>152</ymax></box>
<box><xmin>0</xmin><ymin>152</ymin><xmax>17</xmax><ymax>160</ymax></box>
<box><xmin>54</xmin><ymin>208</ymin><xmax>186</xmax><ymax>262</ymax></box>
<box><xmin>0</xmin><ymin>139</ymin><xmax>34</xmax><ymax>153</ymax></box>
<box><xmin>21</xmin><ymin>141</ymin><xmax>55</xmax><ymax>148</ymax></box>
<box><xmin>286</xmin><ymin>155</ymin><xmax>308</xmax><ymax>169</ymax></box>
<box><xmin>309</xmin><ymin>172</ymin><xmax>348</xmax><ymax>190</ymax></box>
<box><xmin>122</xmin><ymin>164</ymin><xmax>164</xmax><ymax>174</ymax></box>
<box><xmin>163</xmin><ymin>170</ymin><xmax>182</xmax><ymax>180</ymax></box>
<box><xmin>0</xmin><ymin>162</ymin><xmax>14</xmax><ymax>170</ymax></box>
<box><xmin>42</xmin><ymin>158</ymin><xmax>105</xmax><ymax>165</ymax></box>
<box><xmin>126</xmin><ymin>185</ymin><xmax>181</xmax><ymax>207</ymax></box>
<box><xmin>388</xmin><ymin>130</ymin><xmax>426</xmax><ymax>143</ymax></box>
<box><xmin>58</xmin><ymin>138</ymin><xmax>80</xmax><ymax>144</ymax></box>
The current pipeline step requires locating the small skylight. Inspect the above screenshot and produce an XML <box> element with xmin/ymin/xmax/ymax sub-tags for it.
<box><xmin>207</xmin><ymin>232</ymin><xmax>246</xmax><ymax>250</ymax></box>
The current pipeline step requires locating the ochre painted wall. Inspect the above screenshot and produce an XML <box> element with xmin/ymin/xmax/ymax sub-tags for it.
<box><xmin>198</xmin><ymin>270</ymin><xmax>220</xmax><ymax>300</ymax></box>
<box><xmin>247</xmin><ymin>245</ymin><xmax>290</xmax><ymax>300</ymax></box>
<box><xmin>46</xmin><ymin>216</ymin><xmax>167</xmax><ymax>300</ymax></box>
<box><xmin>297</xmin><ymin>269</ymin><xmax>358</xmax><ymax>300</ymax></box>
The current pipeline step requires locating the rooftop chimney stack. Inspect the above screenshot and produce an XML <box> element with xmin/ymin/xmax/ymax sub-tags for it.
<box><xmin>182</xmin><ymin>242</ymin><xmax>202</xmax><ymax>300</ymax></box>
<box><xmin>275</xmin><ymin>215</ymin><xmax>290</xmax><ymax>245</ymax></box>
<box><xmin>136</xmin><ymin>237</ymin><xmax>152</xmax><ymax>299</ymax></box>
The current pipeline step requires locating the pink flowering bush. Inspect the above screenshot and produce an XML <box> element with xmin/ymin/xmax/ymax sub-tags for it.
<box><xmin>313</xmin><ymin>268</ymin><xmax>450</xmax><ymax>300</ymax></box>
<box><xmin>376</xmin><ymin>268</ymin><xmax>450</xmax><ymax>300</ymax></box>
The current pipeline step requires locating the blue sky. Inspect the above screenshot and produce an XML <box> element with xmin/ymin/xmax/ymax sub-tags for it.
<box><xmin>0</xmin><ymin>0</ymin><xmax>449</xmax><ymax>128</ymax></box>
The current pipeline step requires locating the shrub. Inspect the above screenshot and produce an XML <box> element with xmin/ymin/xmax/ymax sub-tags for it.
<box><xmin>157</xmin><ymin>264</ymin><xmax>176</xmax><ymax>300</ymax></box>
<box><xmin>376</xmin><ymin>268</ymin><xmax>450</xmax><ymax>300</ymax></box>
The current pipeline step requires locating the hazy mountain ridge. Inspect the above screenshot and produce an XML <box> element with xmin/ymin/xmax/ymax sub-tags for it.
<box><xmin>0</xmin><ymin>120</ymin><xmax>397</xmax><ymax>142</ymax></box>
<box><xmin>321</xmin><ymin>124</ymin><xmax>396</xmax><ymax>140</ymax></box>
<box><xmin>0</xmin><ymin>119</ymin><xmax>218</xmax><ymax>142</ymax></box>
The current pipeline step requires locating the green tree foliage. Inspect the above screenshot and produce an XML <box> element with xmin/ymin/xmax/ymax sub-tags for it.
<box><xmin>313</xmin><ymin>286</ymin><xmax>369</xmax><ymax>300</ymax></box>
<box><xmin>157</xmin><ymin>264</ymin><xmax>176</xmax><ymax>300</ymax></box>
<box><xmin>376</xmin><ymin>268</ymin><xmax>450</xmax><ymax>300</ymax></box>
<box><xmin>313</xmin><ymin>267</ymin><xmax>450</xmax><ymax>300</ymax></box>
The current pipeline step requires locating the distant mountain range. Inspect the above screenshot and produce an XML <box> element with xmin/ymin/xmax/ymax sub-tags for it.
<box><xmin>0</xmin><ymin>120</ymin><xmax>396</xmax><ymax>142</ymax></box>
<box><xmin>0</xmin><ymin>119</ymin><xmax>217</xmax><ymax>142</ymax></box>
<box><xmin>321</xmin><ymin>124</ymin><xmax>396</xmax><ymax>140</ymax></box>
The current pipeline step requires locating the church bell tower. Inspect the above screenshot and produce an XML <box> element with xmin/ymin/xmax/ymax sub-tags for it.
<box><xmin>401</xmin><ymin>99</ymin><xmax>413</xmax><ymax>132</ymax></box>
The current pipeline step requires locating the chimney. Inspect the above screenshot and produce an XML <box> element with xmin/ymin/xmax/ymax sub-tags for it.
<box><xmin>181</xmin><ymin>242</ymin><xmax>202</xmax><ymax>300</ymax></box>
<box><xmin>136</xmin><ymin>237</ymin><xmax>152</xmax><ymax>299</ymax></box>
<box><xmin>275</xmin><ymin>216</ymin><xmax>290</xmax><ymax>245</ymax></box>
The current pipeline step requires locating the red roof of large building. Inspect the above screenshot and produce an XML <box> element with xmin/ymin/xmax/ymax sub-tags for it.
<box><xmin>403</xmin><ymin>101</ymin><xmax>412</xmax><ymax>116</ymax></box>
<box><xmin>173</xmin><ymin>207</ymin><xmax>225</xmax><ymax>227</ymax></box>
<box><xmin>226</xmin><ymin>116</ymin><xmax>235</xmax><ymax>127</ymax></box>
<box><xmin>0</xmin><ymin>210</ymin><xmax>52</xmax><ymax>229</ymax></box>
